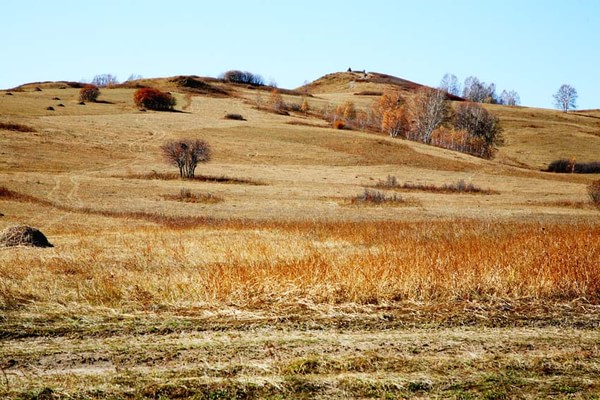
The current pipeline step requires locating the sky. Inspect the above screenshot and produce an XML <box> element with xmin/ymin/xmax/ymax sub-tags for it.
<box><xmin>1</xmin><ymin>0</ymin><xmax>599</xmax><ymax>110</ymax></box>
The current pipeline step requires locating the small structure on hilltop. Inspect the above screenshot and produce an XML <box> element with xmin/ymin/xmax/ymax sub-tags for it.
<box><xmin>0</xmin><ymin>225</ymin><xmax>53</xmax><ymax>248</ymax></box>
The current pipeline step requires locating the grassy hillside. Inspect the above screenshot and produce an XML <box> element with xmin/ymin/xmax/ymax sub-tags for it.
<box><xmin>1</xmin><ymin>73</ymin><xmax>599</xmax><ymax>399</ymax></box>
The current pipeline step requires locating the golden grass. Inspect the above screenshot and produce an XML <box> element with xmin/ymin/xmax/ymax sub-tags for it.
<box><xmin>1</xmin><ymin>220</ymin><xmax>598</xmax><ymax>312</ymax></box>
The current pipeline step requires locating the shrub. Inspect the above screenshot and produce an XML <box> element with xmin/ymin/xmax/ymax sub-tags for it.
<box><xmin>588</xmin><ymin>180</ymin><xmax>600</xmax><ymax>208</ymax></box>
<box><xmin>375</xmin><ymin>175</ymin><xmax>400</xmax><ymax>189</ymax></box>
<box><xmin>164</xmin><ymin>188</ymin><xmax>223</xmax><ymax>203</ymax></box>
<box><xmin>351</xmin><ymin>189</ymin><xmax>403</xmax><ymax>205</ymax></box>
<box><xmin>221</xmin><ymin>70</ymin><xmax>265</xmax><ymax>86</ymax></box>
<box><xmin>333</xmin><ymin>120</ymin><xmax>346</xmax><ymax>130</ymax></box>
<box><xmin>79</xmin><ymin>84</ymin><xmax>100</xmax><ymax>102</ymax></box>
<box><xmin>224</xmin><ymin>113</ymin><xmax>246</xmax><ymax>121</ymax></box>
<box><xmin>546</xmin><ymin>159</ymin><xmax>600</xmax><ymax>174</ymax></box>
<box><xmin>133</xmin><ymin>88</ymin><xmax>176</xmax><ymax>111</ymax></box>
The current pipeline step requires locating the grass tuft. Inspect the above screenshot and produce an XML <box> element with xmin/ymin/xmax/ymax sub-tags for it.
<box><xmin>163</xmin><ymin>188</ymin><xmax>223</xmax><ymax>203</ymax></box>
<box><xmin>375</xmin><ymin>176</ymin><xmax>497</xmax><ymax>194</ymax></box>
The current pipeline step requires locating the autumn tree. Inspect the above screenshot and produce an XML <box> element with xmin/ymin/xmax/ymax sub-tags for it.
<box><xmin>300</xmin><ymin>98</ymin><xmax>310</xmax><ymax>115</ymax></box>
<box><xmin>267</xmin><ymin>89</ymin><xmax>285</xmax><ymax>112</ymax></box>
<box><xmin>553</xmin><ymin>84</ymin><xmax>577</xmax><ymax>112</ymax></box>
<box><xmin>342</xmin><ymin>101</ymin><xmax>357</xmax><ymax>122</ymax></box>
<box><xmin>79</xmin><ymin>84</ymin><xmax>100</xmax><ymax>102</ymax></box>
<box><xmin>408</xmin><ymin>87</ymin><xmax>449</xmax><ymax>143</ymax></box>
<box><xmin>161</xmin><ymin>139</ymin><xmax>211</xmax><ymax>179</ymax></box>
<box><xmin>381</xmin><ymin>106</ymin><xmax>408</xmax><ymax>137</ymax></box>
<box><xmin>133</xmin><ymin>88</ymin><xmax>176</xmax><ymax>111</ymax></box>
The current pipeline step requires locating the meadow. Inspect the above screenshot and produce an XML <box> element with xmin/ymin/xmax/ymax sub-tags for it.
<box><xmin>1</xmin><ymin>74</ymin><xmax>599</xmax><ymax>398</ymax></box>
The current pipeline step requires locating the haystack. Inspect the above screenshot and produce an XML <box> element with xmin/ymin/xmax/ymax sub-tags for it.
<box><xmin>0</xmin><ymin>225</ymin><xmax>53</xmax><ymax>248</ymax></box>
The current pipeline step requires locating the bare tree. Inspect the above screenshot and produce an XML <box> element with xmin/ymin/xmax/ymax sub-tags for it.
<box><xmin>439</xmin><ymin>73</ymin><xmax>461</xmax><ymax>96</ymax></box>
<box><xmin>408</xmin><ymin>87</ymin><xmax>449</xmax><ymax>143</ymax></box>
<box><xmin>553</xmin><ymin>84</ymin><xmax>578</xmax><ymax>112</ymax></box>
<box><xmin>463</xmin><ymin>76</ymin><xmax>497</xmax><ymax>103</ymax></box>
<box><xmin>499</xmin><ymin>90</ymin><xmax>520</xmax><ymax>106</ymax></box>
<box><xmin>91</xmin><ymin>74</ymin><xmax>119</xmax><ymax>87</ymax></box>
<box><xmin>126</xmin><ymin>73</ymin><xmax>143</xmax><ymax>82</ymax></box>
<box><xmin>453</xmin><ymin>102</ymin><xmax>503</xmax><ymax>148</ymax></box>
<box><xmin>161</xmin><ymin>139</ymin><xmax>211</xmax><ymax>179</ymax></box>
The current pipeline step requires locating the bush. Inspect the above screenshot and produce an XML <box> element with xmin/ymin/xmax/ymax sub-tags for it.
<box><xmin>588</xmin><ymin>180</ymin><xmax>600</xmax><ymax>208</ymax></box>
<box><xmin>351</xmin><ymin>189</ymin><xmax>403</xmax><ymax>205</ymax></box>
<box><xmin>133</xmin><ymin>88</ymin><xmax>176</xmax><ymax>111</ymax></box>
<box><xmin>333</xmin><ymin>120</ymin><xmax>346</xmax><ymax>130</ymax></box>
<box><xmin>221</xmin><ymin>70</ymin><xmax>265</xmax><ymax>86</ymax></box>
<box><xmin>79</xmin><ymin>84</ymin><xmax>100</xmax><ymax>102</ymax></box>
<box><xmin>547</xmin><ymin>159</ymin><xmax>600</xmax><ymax>173</ymax></box>
<box><xmin>224</xmin><ymin>113</ymin><xmax>246</xmax><ymax>121</ymax></box>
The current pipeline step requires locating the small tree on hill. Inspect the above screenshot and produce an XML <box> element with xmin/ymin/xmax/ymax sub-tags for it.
<box><xmin>267</xmin><ymin>89</ymin><xmax>285</xmax><ymax>112</ymax></box>
<box><xmin>134</xmin><ymin>88</ymin><xmax>176</xmax><ymax>111</ymax></box>
<box><xmin>553</xmin><ymin>84</ymin><xmax>577</xmax><ymax>112</ymax></box>
<box><xmin>300</xmin><ymin>98</ymin><xmax>310</xmax><ymax>115</ymax></box>
<box><xmin>79</xmin><ymin>84</ymin><xmax>100</xmax><ymax>102</ymax></box>
<box><xmin>381</xmin><ymin>106</ymin><xmax>408</xmax><ymax>138</ymax></box>
<box><xmin>161</xmin><ymin>139</ymin><xmax>211</xmax><ymax>179</ymax></box>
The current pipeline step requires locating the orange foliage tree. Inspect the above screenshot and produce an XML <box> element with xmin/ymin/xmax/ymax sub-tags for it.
<box><xmin>381</xmin><ymin>106</ymin><xmax>408</xmax><ymax>137</ymax></box>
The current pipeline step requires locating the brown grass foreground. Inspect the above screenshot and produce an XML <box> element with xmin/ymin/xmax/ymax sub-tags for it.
<box><xmin>1</xmin><ymin>220</ymin><xmax>598</xmax><ymax>312</ymax></box>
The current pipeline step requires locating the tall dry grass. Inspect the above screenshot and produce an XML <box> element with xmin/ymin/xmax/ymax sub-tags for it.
<box><xmin>0</xmin><ymin>220</ymin><xmax>598</xmax><ymax>311</ymax></box>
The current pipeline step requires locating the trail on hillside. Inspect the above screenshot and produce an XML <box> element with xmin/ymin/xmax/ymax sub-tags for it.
<box><xmin>41</xmin><ymin>113</ymin><xmax>171</xmax><ymax>229</ymax></box>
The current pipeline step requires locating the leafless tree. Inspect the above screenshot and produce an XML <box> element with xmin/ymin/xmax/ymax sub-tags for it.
<box><xmin>553</xmin><ymin>84</ymin><xmax>578</xmax><ymax>112</ymax></box>
<box><xmin>161</xmin><ymin>139</ymin><xmax>211</xmax><ymax>179</ymax></box>
<box><xmin>408</xmin><ymin>87</ymin><xmax>449</xmax><ymax>143</ymax></box>
<box><xmin>453</xmin><ymin>102</ymin><xmax>503</xmax><ymax>148</ymax></box>
<box><xmin>439</xmin><ymin>73</ymin><xmax>461</xmax><ymax>96</ymax></box>
<box><xmin>126</xmin><ymin>73</ymin><xmax>143</xmax><ymax>82</ymax></box>
<box><xmin>499</xmin><ymin>90</ymin><xmax>520</xmax><ymax>106</ymax></box>
<box><xmin>463</xmin><ymin>76</ymin><xmax>497</xmax><ymax>103</ymax></box>
<box><xmin>91</xmin><ymin>74</ymin><xmax>119</xmax><ymax>87</ymax></box>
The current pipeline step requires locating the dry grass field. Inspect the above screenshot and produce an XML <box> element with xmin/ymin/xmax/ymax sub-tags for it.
<box><xmin>1</xmin><ymin>74</ymin><xmax>599</xmax><ymax>399</ymax></box>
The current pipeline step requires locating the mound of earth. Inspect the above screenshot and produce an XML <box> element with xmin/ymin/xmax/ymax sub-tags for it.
<box><xmin>0</xmin><ymin>225</ymin><xmax>53</xmax><ymax>248</ymax></box>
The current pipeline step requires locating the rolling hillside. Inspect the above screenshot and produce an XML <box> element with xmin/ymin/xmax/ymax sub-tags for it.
<box><xmin>1</xmin><ymin>71</ymin><xmax>599</xmax><ymax>399</ymax></box>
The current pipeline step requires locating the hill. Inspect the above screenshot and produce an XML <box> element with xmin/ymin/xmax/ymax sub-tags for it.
<box><xmin>299</xmin><ymin>70</ymin><xmax>463</xmax><ymax>100</ymax></box>
<box><xmin>1</xmin><ymin>72</ymin><xmax>599</xmax><ymax>399</ymax></box>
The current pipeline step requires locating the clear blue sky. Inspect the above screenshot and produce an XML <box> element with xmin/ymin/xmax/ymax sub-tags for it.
<box><xmin>2</xmin><ymin>0</ymin><xmax>598</xmax><ymax>109</ymax></box>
